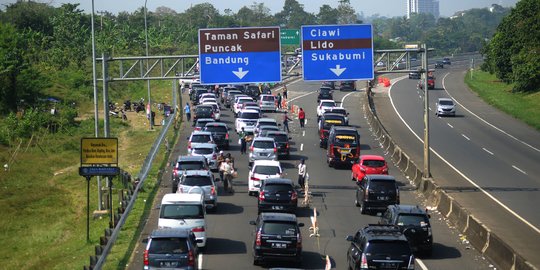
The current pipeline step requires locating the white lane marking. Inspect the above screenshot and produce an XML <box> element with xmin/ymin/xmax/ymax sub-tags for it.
<box><xmin>416</xmin><ymin>258</ymin><xmax>429</xmax><ymax>270</ymax></box>
<box><xmin>289</xmin><ymin>89</ymin><xmax>316</xmax><ymax>102</ymax></box>
<box><xmin>447</xmin><ymin>123</ymin><xmax>454</xmax><ymax>128</ymax></box>
<box><xmin>300</xmin><ymin>143</ymin><xmax>304</xmax><ymax>151</ymax></box>
<box><xmin>305</xmin><ymin>119</ymin><xmax>308</xmax><ymax>126</ymax></box>
<box><xmin>302</xmin><ymin>130</ymin><xmax>305</xmax><ymax>137</ymax></box>
<box><xmin>483</xmin><ymin>148</ymin><xmax>494</xmax><ymax>155</ymax></box>
<box><xmin>341</xmin><ymin>90</ymin><xmax>358</xmax><ymax>104</ymax></box>
<box><xmin>388</xmin><ymin>76</ymin><xmax>540</xmax><ymax>234</ymax></box>
<box><xmin>198</xmin><ymin>253</ymin><xmax>203</xmax><ymax>269</ymax></box>
<box><xmin>461</xmin><ymin>134</ymin><xmax>470</xmax><ymax>141</ymax></box>
<box><xmin>442</xmin><ymin>73</ymin><xmax>540</xmax><ymax>153</ymax></box>
<box><xmin>512</xmin><ymin>165</ymin><xmax>528</xmax><ymax>175</ymax></box>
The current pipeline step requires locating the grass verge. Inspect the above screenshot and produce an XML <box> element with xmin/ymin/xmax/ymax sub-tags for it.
<box><xmin>465</xmin><ymin>70</ymin><xmax>540</xmax><ymax>130</ymax></box>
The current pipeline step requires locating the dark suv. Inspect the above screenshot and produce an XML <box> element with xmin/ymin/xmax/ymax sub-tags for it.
<box><xmin>317</xmin><ymin>87</ymin><xmax>333</xmax><ymax>103</ymax></box>
<box><xmin>380</xmin><ymin>204</ymin><xmax>433</xmax><ymax>255</ymax></box>
<box><xmin>346</xmin><ymin>225</ymin><xmax>415</xmax><ymax>270</ymax></box>
<box><xmin>355</xmin><ymin>175</ymin><xmax>400</xmax><ymax>214</ymax></box>
<box><xmin>143</xmin><ymin>228</ymin><xmax>201</xmax><ymax>270</ymax></box>
<box><xmin>319</xmin><ymin>113</ymin><xmax>347</xmax><ymax>148</ymax></box>
<box><xmin>193</xmin><ymin>105</ymin><xmax>214</xmax><ymax>123</ymax></box>
<box><xmin>339</xmin><ymin>80</ymin><xmax>356</xmax><ymax>91</ymax></box>
<box><xmin>250</xmin><ymin>212</ymin><xmax>304</xmax><ymax>266</ymax></box>
<box><xmin>265</xmin><ymin>131</ymin><xmax>291</xmax><ymax>158</ymax></box>
<box><xmin>326</xmin><ymin>126</ymin><xmax>360</xmax><ymax>166</ymax></box>
<box><xmin>203</xmin><ymin>122</ymin><xmax>230</xmax><ymax>150</ymax></box>
<box><xmin>258</xmin><ymin>178</ymin><xmax>297</xmax><ymax>214</ymax></box>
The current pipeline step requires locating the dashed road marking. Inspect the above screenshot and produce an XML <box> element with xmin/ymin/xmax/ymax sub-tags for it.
<box><xmin>447</xmin><ymin>123</ymin><xmax>454</xmax><ymax>128</ymax></box>
<box><xmin>512</xmin><ymin>165</ymin><xmax>527</xmax><ymax>175</ymax></box>
<box><xmin>482</xmin><ymin>148</ymin><xmax>494</xmax><ymax>155</ymax></box>
<box><xmin>300</xmin><ymin>143</ymin><xmax>304</xmax><ymax>151</ymax></box>
<box><xmin>461</xmin><ymin>134</ymin><xmax>470</xmax><ymax>141</ymax></box>
<box><xmin>416</xmin><ymin>258</ymin><xmax>428</xmax><ymax>270</ymax></box>
<box><xmin>198</xmin><ymin>254</ymin><xmax>203</xmax><ymax>269</ymax></box>
<box><xmin>302</xmin><ymin>130</ymin><xmax>305</xmax><ymax>137</ymax></box>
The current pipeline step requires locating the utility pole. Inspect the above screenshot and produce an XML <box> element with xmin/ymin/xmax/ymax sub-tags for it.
<box><xmin>422</xmin><ymin>44</ymin><xmax>430</xmax><ymax>178</ymax></box>
<box><xmin>144</xmin><ymin>0</ymin><xmax>153</xmax><ymax>130</ymax></box>
<box><xmin>91</xmin><ymin>0</ymin><xmax>102</xmax><ymax>210</ymax></box>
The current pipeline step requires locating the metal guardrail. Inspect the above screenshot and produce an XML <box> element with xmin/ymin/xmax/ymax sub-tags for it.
<box><xmin>88</xmin><ymin>82</ymin><xmax>179</xmax><ymax>270</ymax></box>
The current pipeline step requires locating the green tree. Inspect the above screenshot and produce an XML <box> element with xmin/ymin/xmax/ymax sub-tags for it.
<box><xmin>317</xmin><ymin>5</ymin><xmax>338</xmax><ymax>25</ymax></box>
<box><xmin>275</xmin><ymin>0</ymin><xmax>316</xmax><ymax>28</ymax></box>
<box><xmin>0</xmin><ymin>0</ymin><xmax>57</xmax><ymax>35</ymax></box>
<box><xmin>337</xmin><ymin>0</ymin><xmax>359</xmax><ymax>24</ymax></box>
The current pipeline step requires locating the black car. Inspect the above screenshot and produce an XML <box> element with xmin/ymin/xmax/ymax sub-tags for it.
<box><xmin>326</xmin><ymin>126</ymin><xmax>360</xmax><ymax>166</ymax></box>
<box><xmin>322</xmin><ymin>81</ymin><xmax>335</xmax><ymax>89</ymax></box>
<box><xmin>346</xmin><ymin>224</ymin><xmax>415</xmax><ymax>270</ymax></box>
<box><xmin>250</xmin><ymin>212</ymin><xmax>303</xmax><ymax>266</ymax></box>
<box><xmin>355</xmin><ymin>175</ymin><xmax>400</xmax><ymax>214</ymax></box>
<box><xmin>265</xmin><ymin>131</ymin><xmax>291</xmax><ymax>158</ymax></box>
<box><xmin>258</xmin><ymin>178</ymin><xmax>297</xmax><ymax>214</ymax></box>
<box><xmin>190</xmin><ymin>88</ymin><xmax>208</xmax><ymax>105</ymax></box>
<box><xmin>225</xmin><ymin>90</ymin><xmax>242</xmax><ymax>108</ymax></box>
<box><xmin>339</xmin><ymin>80</ymin><xmax>356</xmax><ymax>91</ymax></box>
<box><xmin>380</xmin><ymin>204</ymin><xmax>433</xmax><ymax>255</ymax></box>
<box><xmin>244</xmin><ymin>85</ymin><xmax>261</xmax><ymax>99</ymax></box>
<box><xmin>203</xmin><ymin>122</ymin><xmax>230</xmax><ymax>150</ymax></box>
<box><xmin>193</xmin><ymin>105</ymin><xmax>214</xmax><ymax>123</ymax></box>
<box><xmin>434</xmin><ymin>61</ymin><xmax>444</xmax><ymax>69</ymax></box>
<box><xmin>144</xmin><ymin>228</ymin><xmax>201</xmax><ymax>270</ymax></box>
<box><xmin>326</xmin><ymin>107</ymin><xmax>349</xmax><ymax>125</ymax></box>
<box><xmin>317</xmin><ymin>87</ymin><xmax>333</xmax><ymax>103</ymax></box>
<box><xmin>318</xmin><ymin>113</ymin><xmax>347</xmax><ymax>148</ymax></box>
<box><xmin>442</xmin><ymin>57</ymin><xmax>451</xmax><ymax>65</ymax></box>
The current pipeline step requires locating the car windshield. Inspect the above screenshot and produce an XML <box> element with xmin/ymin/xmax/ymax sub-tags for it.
<box><xmin>369</xmin><ymin>180</ymin><xmax>396</xmax><ymax>191</ymax></box>
<box><xmin>183</xmin><ymin>176</ymin><xmax>212</xmax><ymax>186</ymax></box>
<box><xmin>149</xmin><ymin>238</ymin><xmax>188</xmax><ymax>254</ymax></box>
<box><xmin>262</xmin><ymin>96</ymin><xmax>275</xmax><ymax>101</ymax></box>
<box><xmin>253</xmin><ymin>141</ymin><xmax>275</xmax><ymax>148</ymax></box>
<box><xmin>366</xmin><ymin>241</ymin><xmax>411</xmax><ymax>256</ymax></box>
<box><xmin>191</xmin><ymin>135</ymin><xmax>211</xmax><ymax>143</ymax></box>
<box><xmin>204</xmin><ymin>126</ymin><xmax>227</xmax><ymax>133</ymax></box>
<box><xmin>254</xmin><ymin>165</ymin><xmax>281</xmax><ymax>175</ymax></box>
<box><xmin>397</xmin><ymin>214</ymin><xmax>429</xmax><ymax>227</ymax></box>
<box><xmin>439</xmin><ymin>100</ymin><xmax>454</xmax><ymax>106</ymax></box>
<box><xmin>196</xmin><ymin>120</ymin><xmax>213</xmax><ymax>127</ymax></box>
<box><xmin>192</xmin><ymin>147</ymin><xmax>214</xmax><ymax>155</ymax></box>
<box><xmin>262</xmin><ymin>221</ymin><xmax>297</xmax><ymax>235</ymax></box>
<box><xmin>321</xmin><ymin>101</ymin><xmax>335</xmax><ymax>107</ymax></box>
<box><xmin>268</xmin><ymin>134</ymin><xmax>287</xmax><ymax>142</ymax></box>
<box><xmin>239</xmin><ymin>112</ymin><xmax>260</xmax><ymax>119</ymax></box>
<box><xmin>160</xmin><ymin>204</ymin><xmax>204</xmax><ymax>219</ymax></box>
<box><xmin>363</xmin><ymin>160</ymin><xmax>386</xmax><ymax>167</ymax></box>
<box><xmin>334</xmin><ymin>133</ymin><xmax>358</xmax><ymax>144</ymax></box>
<box><xmin>177</xmin><ymin>161</ymin><xmax>205</xmax><ymax>170</ymax></box>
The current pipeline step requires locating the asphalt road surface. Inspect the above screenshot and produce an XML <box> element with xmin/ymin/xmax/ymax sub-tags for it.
<box><xmin>373</xmin><ymin>59</ymin><xmax>540</xmax><ymax>267</ymax></box>
<box><xmin>127</xmin><ymin>78</ymin><xmax>495</xmax><ymax>269</ymax></box>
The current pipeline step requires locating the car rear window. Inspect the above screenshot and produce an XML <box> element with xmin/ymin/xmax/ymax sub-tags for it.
<box><xmin>321</xmin><ymin>101</ymin><xmax>335</xmax><ymax>107</ymax></box>
<box><xmin>262</xmin><ymin>96</ymin><xmax>275</xmax><ymax>101</ymax></box>
<box><xmin>363</xmin><ymin>160</ymin><xmax>386</xmax><ymax>167</ymax></box>
<box><xmin>366</xmin><ymin>241</ymin><xmax>411</xmax><ymax>256</ymax></box>
<box><xmin>191</xmin><ymin>135</ymin><xmax>212</xmax><ymax>143</ymax></box>
<box><xmin>320</xmin><ymin>89</ymin><xmax>331</xmax><ymax>94</ymax></box>
<box><xmin>183</xmin><ymin>176</ymin><xmax>212</xmax><ymax>186</ymax></box>
<box><xmin>253</xmin><ymin>141</ymin><xmax>275</xmax><ymax>148</ymax></box>
<box><xmin>262</xmin><ymin>222</ymin><xmax>297</xmax><ymax>235</ymax></box>
<box><xmin>324</xmin><ymin>118</ymin><xmax>344</xmax><ymax>126</ymax></box>
<box><xmin>160</xmin><ymin>204</ymin><xmax>204</xmax><ymax>219</ymax></box>
<box><xmin>238</xmin><ymin>112</ymin><xmax>260</xmax><ymax>119</ymax></box>
<box><xmin>204</xmin><ymin>126</ymin><xmax>227</xmax><ymax>133</ymax></box>
<box><xmin>196</xmin><ymin>120</ymin><xmax>213</xmax><ymax>127</ymax></box>
<box><xmin>192</xmin><ymin>147</ymin><xmax>213</xmax><ymax>155</ymax></box>
<box><xmin>196</xmin><ymin>106</ymin><xmax>212</xmax><ymax>113</ymax></box>
<box><xmin>177</xmin><ymin>161</ymin><xmax>205</xmax><ymax>170</ymax></box>
<box><xmin>254</xmin><ymin>165</ymin><xmax>281</xmax><ymax>175</ymax></box>
<box><xmin>149</xmin><ymin>238</ymin><xmax>188</xmax><ymax>254</ymax></box>
<box><xmin>263</xmin><ymin>183</ymin><xmax>293</xmax><ymax>192</ymax></box>
<box><xmin>258</xmin><ymin>121</ymin><xmax>277</xmax><ymax>127</ymax></box>
<box><xmin>397</xmin><ymin>214</ymin><xmax>429</xmax><ymax>227</ymax></box>
<box><xmin>268</xmin><ymin>134</ymin><xmax>287</xmax><ymax>142</ymax></box>
<box><xmin>369</xmin><ymin>180</ymin><xmax>396</xmax><ymax>191</ymax></box>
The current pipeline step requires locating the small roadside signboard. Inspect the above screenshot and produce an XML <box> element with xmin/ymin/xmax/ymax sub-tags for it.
<box><xmin>281</xmin><ymin>29</ymin><xmax>300</xmax><ymax>45</ymax></box>
<box><xmin>301</xmin><ymin>24</ymin><xmax>374</xmax><ymax>81</ymax></box>
<box><xmin>80</xmin><ymin>137</ymin><xmax>118</xmax><ymax>165</ymax></box>
<box><xmin>199</xmin><ymin>26</ymin><xmax>282</xmax><ymax>84</ymax></box>
<box><xmin>79</xmin><ymin>166</ymin><xmax>119</xmax><ymax>177</ymax></box>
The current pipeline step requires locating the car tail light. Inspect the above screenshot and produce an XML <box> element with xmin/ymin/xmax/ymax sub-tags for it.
<box><xmin>250</xmin><ymin>146</ymin><xmax>254</xmax><ymax>151</ymax></box>
<box><xmin>225</xmin><ymin>133</ymin><xmax>229</xmax><ymax>139</ymax></box>
<box><xmin>211</xmin><ymin>112</ymin><xmax>214</xmax><ymax>118</ymax></box>
<box><xmin>188</xmin><ymin>250</ymin><xmax>195</xmax><ymax>267</ymax></box>
<box><xmin>273</xmin><ymin>147</ymin><xmax>277</xmax><ymax>153</ymax></box>
<box><xmin>360</xmin><ymin>253</ymin><xmax>368</xmax><ymax>268</ymax></box>
<box><xmin>407</xmin><ymin>255</ymin><xmax>415</xmax><ymax>269</ymax></box>
<box><xmin>285</xmin><ymin>143</ymin><xmax>289</xmax><ymax>149</ymax></box>
<box><xmin>259</xmin><ymin>190</ymin><xmax>265</xmax><ymax>201</ymax></box>
<box><xmin>173</xmin><ymin>169</ymin><xmax>178</xmax><ymax>177</ymax></box>
<box><xmin>188</xmin><ymin>142</ymin><xmax>192</xmax><ymax>149</ymax></box>
<box><xmin>356</xmin><ymin>147</ymin><xmax>360</xmax><ymax>156</ymax></box>
<box><xmin>329</xmin><ymin>144</ymin><xmax>334</xmax><ymax>156</ymax></box>
<box><xmin>291</xmin><ymin>191</ymin><xmax>297</xmax><ymax>201</ymax></box>
<box><xmin>297</xmin><ymin>232</ymin><xmax>302</xmax><ymax>248</ymax></box>
<box><xmin>251</xmin><ymin>176</ymin><xmax>260</xmax><ymax>181</ymax></box>
<box><xmin>382</xmin><ymin>167</ymin><xmax>388</xmax><ymax>173</ymax></box>
<box><xmin>255</xmin><ymin>230</ymin><xmax>262</xmax><ymax>247</ymax></box>
<box><xmin>143</xmin><ymin>249</ymin><xmax>149</xmax><ymax>266</ymax></box>
<box><xmin>213</xmin><ymin>153</ymin><xmax>217</xmax><ymax>159</ymax></box>
<box><xmin>211</xmin><ymin>186</ymin><xmax>216</xmax><ymax>196</ymax></box>
<box><xmin>192</xmin><ymin>226</ymin><xmax>205</xmax><ymax>232</ymax></box>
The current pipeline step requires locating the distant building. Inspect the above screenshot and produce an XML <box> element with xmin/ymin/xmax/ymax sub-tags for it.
<box><xmin>406</xmin><ymin>0</ymin><xmax>440</xmax><ymax>19</ymax></box>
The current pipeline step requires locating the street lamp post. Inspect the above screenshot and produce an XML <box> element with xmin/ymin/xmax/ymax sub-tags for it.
<box><xmin>91</xmin><ymin>0</ymin><xmax>103</xmax><ymax>211</ymax></box>
<box><xmin>144</xmin><ymin>0</ymin><xmax>153</xmax><ymax>130</ymax></box>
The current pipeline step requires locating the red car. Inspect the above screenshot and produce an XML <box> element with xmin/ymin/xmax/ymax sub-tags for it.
<box><xmin>351</xmin><ymin>155</ymin><xmax>388</xmax><ymax>182</ymax></box>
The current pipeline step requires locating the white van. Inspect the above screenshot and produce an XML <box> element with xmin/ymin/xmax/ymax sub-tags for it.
<box><xmin>159</xmin><ymin>193</ymin><xmax>207</xmax><ymax>248</ymax></box>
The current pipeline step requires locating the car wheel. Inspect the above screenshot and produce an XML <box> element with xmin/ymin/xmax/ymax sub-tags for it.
<box><xmin>253</xmin><ymin>259</ymin><xmax>261</xmax><ymax>266</ymax></box>
<box><xmin>328</xmin><ymin>159</ymin><xmax>333</xmax><ymax>167</ymax></box>
<box><xmin>360</xmin><ymin>202</ymin><xmax>366</xmax><ymax>214</ymax></box>
<box><xmin>355</xmin><ymin>197</ymin><xmax>360</xmax><ymax>207</ymax></box>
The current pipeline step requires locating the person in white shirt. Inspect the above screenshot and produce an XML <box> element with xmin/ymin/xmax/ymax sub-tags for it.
<box><xmin>220</xmin><ymin>158</ymin><xmax>234</xmax><ymax>193</ymax></box>
<box><xmin>298</xmin><ymin>159</ymin><xmax>307</xmax><ymax>190</ymax></box>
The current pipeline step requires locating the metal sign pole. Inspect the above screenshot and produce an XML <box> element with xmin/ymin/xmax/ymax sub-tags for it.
<box><xmin>86</xmin><ymin>175</ymin><xmax>92</xmax><ymax>242</ymax></box>
<box><xmin>422</xmin><ymin>44</ymin><xmax>430</xmax><ymax>178</ymax></box>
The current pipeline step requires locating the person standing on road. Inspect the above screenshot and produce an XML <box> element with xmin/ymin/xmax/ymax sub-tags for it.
<box><xmin>277</xmin><ymin>93</ymin><xmax>282</xmax><ymax>110</ymax></box>
<box><xmin>221</xmin><ymin>158</ymin><xmax>234</xmax><ymax>193</ymax></box>
<box><xmin>298</xmin><ymin>108</ymin><xmax>305</xmax><ymax>128</ymax></box>
<box><xmin>184</xmin><ymin>102</ymin><xmax>191</xmax><ymax>122</ymax></box>
<box><xmin>217</xmin><ymin>151</ymin><xmax>225</xmax><ymax>182</ymax></box>
<box><xmin>283</xmin><ymin>111</ymin><xmax>292</xmax><ymax>133</ymax></box>
<box><xmin>282</xmin><ymin>85</ymin><xmax>288</xmax><ymax>99</ymax></box>
<box><xmin>298</xmin><ymin>159</ymin><xmax>307</xmax><ymax>190</ymax></box>
<box><xmin>239</xmin><ymin>127</ymin><xmax>247</xmax><ymax>154</ymax></box>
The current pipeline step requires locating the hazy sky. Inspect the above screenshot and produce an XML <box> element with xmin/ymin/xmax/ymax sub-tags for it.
<box><xmin>0</xmin><ymin>0</ymin><xmax>519</xmax><ymax>18</ymax></box>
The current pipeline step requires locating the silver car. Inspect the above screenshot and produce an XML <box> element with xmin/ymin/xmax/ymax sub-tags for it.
<box><xmin>436</xmin><ymin>98</ymin><xmax>456</xmax><ymax>117</ymax></box>
<box><xmin>259</xmin><ymin>94</ymin><xmax>277</xmax><ymax>111</ymax></box>
<box><xmin>177</xmin><ymin>170</ymin><xmax>218</xmax><ymax>211</ymax></box>
<box><xmin>248</xmin><ymin>137</ymin><xmax>277</xmax><ymax>167</ymax></box>
<box><xmin>189</xmin><ymin>143</ymin><xmax>219</xmax><ymax>171</ymax></box>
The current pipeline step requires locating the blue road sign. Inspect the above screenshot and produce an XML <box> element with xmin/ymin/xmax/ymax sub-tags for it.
<box><xmin>301</xmin><ymin>24</ymin><xmax>374</xmax><ymax>81</ymax></box>
<box><xmin>79</xmin><ymin>166</ymin><xmax>120</xmax><ymax>177</ymax></box>
<box><xmin>199</xmin><ymin>27</ymin><xmax>282</xmax><ymax>85</ymax></box>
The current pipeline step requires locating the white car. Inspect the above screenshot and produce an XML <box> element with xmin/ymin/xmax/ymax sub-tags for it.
<box><xmin>200</xmin><ymin>97</ymin><xmax>217</xmax><ymax>104</ymax></box>
<box><xmin>248</xmin><ymin>160</ymin><xmax>283</xmax><ymax>196</ymax></box>
<box><xmin>189</xmin><ymin>143</ymin><xmax>219</xmax><ymax>171</ymax></box>
<box><xmin>202</xmin><ymin>101</ymin><xmax>221</xmax><ymax>121</ymax></box>
<box><xmin>235</xmin><ymin>109</ymin><xmax>260</xmax><ymax>133</ymax></box>
<box><xmin>244</xmin><ymin>106</ymin><xmax>262</xmax><ymax>117</ymax></box>
<box><xmin>200</xmin><ymin>93</ymin><xmax>216</xmax><ymax>100</ymax></box>
<box><xmin>317</xmin><ymin>99</ymin><xmax>337</xmax><ymax>118</ymax></box>
<box><xmin>233</xmin><ymin>96</ymin><xmax>254</xmax><ymax>116</ymax></box>
<box><xmin>254</xmin><ymin>118</ymin><xmax>278</xmax><ymax>136</ymax></box>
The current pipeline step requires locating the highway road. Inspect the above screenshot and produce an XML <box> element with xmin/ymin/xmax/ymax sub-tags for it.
<box><xmin>126</xmin><ymin>77</ymin><xmax>495</xmax><ymax>269</ymax></box>
<box><xmin>372</xmin><ymin>59</ymin><xmax>540</xmax><ymax>267</ymax></box>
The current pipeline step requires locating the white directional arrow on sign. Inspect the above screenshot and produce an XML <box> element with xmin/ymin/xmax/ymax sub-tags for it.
<box><xmin>232</xmin><ymin>67</ymin><xmax>249</xmax><ymax>79</ymax></box>
<box><xmin>330</xmin><ymin>65</ymin><xmax>346</xmax><ymax>76</ymax></box>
